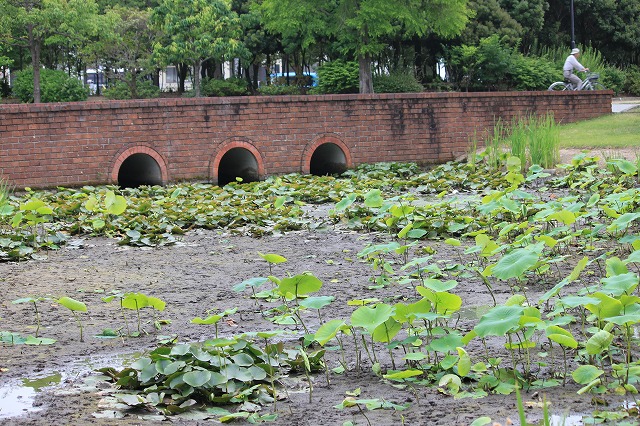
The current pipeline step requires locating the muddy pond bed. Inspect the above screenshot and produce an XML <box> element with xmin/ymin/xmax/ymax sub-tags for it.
<box><xmin>1</xmin><ymin>157</ymin><xmax>640</xmax><ymax>426</ymax></box>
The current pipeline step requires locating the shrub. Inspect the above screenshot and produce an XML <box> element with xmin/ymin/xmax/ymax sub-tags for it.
<box><xmin>447</xmin><ymin>35</ymin><xmax>514</xmax><ymax>91</ymax></box>
<box><xmin>509</xmin><ymin>55</ymin><xmax>557</xmax><ymax>91</ymax></box>
<box><xmin>600</xmin><ymin>66</ymin><xmax>625</xmax><ymax>95</ymax></box>
<box><xmin>271</xmin><ymin>74</ymin><xmax>315</xmax><ymax>87</ymax></box>
<box><xmin>13</xmin><ymin>68</ymin><xmax>89</xmax><ymax>103</ymax></box>
<box><xmin>257</xmin><ymin>85</ymin><xmax>304</xmax><ymax>96</ymax></box>
<box><xmin>315</xmin><ymin>60</ymin><xmax>359</xmax><ymax>94</ymax></box>
<box><xmin>623</xmin><ymin>65</ymin><xmax>640</xmax><ymax>96</ymax></box>
<box><xmin>202</xmin><ymin>77</ymin><xmax>249</xmax><ymax>97</ymax></box>
<box><xmin>373</xmin><ymin>72</ymin><xmax>423</xmax><ymax>93</ymax></box>
<box><xmin>103</xmin><ymin>78</ymin><xmax>160</xmax><ymax>100</ymax></box>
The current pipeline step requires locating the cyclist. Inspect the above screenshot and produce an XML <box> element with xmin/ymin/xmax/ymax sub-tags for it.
<box><xmin>563</xmin><ymin>48</ymin><xmax>589</xmax><ymax>90</ymax></box>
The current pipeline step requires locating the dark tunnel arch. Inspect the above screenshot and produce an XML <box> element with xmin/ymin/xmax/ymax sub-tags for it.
<box><xmin>309</xmin><ymin>143</ymin><xmax>348</xmax><ymax>176</ymax></box>
<box><xmin>117</xmin><ymin>153</ymin><xmax>163</xmax><ymax>188</ymax></box>
<box><xmin>217</xmin><ymin>147</ymin><xmax>260</xmax><ymax>186</ymax></box>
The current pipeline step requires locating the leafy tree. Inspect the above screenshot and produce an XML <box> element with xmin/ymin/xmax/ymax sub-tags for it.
<box><xmin>151</xmin><ymin>0</ymin><xmax>244</xmax><ymax>97</ymax></box>
<box><xmin>460</xmin><ymin>0</ymin><xmax>522</xmax><ymax>46</ymax></box>
<box><xmin>541</xmin><ymin>0</ymin><xmax>640</xmax><ymax>66</ymax></box>
<box><xmin>0</xmin><ymin>0</ymin><xmax>100</xmax><ymax>103</ymax></box>
<box><xmin>498</xmin><ymin>0</ymin><xmax>547</xmax><ymax>51</ymax></box>
<box><xmin>96</xmin><ymin>6</ymin><xmax>159</xmax><ymax>98</ymax></box>
<box><xmin>578</xmin><ymin>0</ymin><xmax>640</xmax><ymax>66</ymax></box>
<box><xmin>260</xmin><ymin>0</ymin><xmax>471</xmax><ymax>94</ymax></box>
<box><xmin>257</xmin><ymin>0</ymin><xmax>330</xmax><ymax>88</ymax></box>
<box><xmin>232</xmin><ymin>0</ymin><xmax>280</xmax><ymax>93</ymax></box>
<box><xmin>447</xmin><ymin>35</ymin><xmax>515</xmax><ymax>91</ymax></box>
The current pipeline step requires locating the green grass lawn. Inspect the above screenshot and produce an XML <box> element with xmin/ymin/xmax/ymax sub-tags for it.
<box><xmin>559</xmin><ymin>109</ymin><xmax>640</xmax><ymax>148</ymax></box>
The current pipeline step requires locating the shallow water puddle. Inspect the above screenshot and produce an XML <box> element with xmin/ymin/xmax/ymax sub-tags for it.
<box><xmin>0</xmin><ymin>351</ymin><xmax>142</xmax><ymax>419</ymax></box>
<box><xmin>549</xmin><ymin>413</ymin><xmax>584</xmax><ymax>426</ymax></box>
<box><xmin>0</xmin><ymin>372</ymin><xmax>62</xmax><ymax>418</ymax></box>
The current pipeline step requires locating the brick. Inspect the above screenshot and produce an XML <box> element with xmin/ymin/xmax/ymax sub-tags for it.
<box><xmin>0</xmin><ymin>91</ymin><xmax>612</xmax><ymax>188</ymax></box>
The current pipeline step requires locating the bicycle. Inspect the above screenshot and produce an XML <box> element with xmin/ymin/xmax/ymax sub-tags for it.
<box><xmin>548</xmin><ymin>72</ymin><xmax>607</xmax><ymax>91</ymax></box>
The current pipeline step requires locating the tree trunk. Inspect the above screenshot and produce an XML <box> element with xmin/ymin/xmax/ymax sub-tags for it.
<box><xmin>177</xmin><ymin>63</ymin><xmax>188</xmax><ymax>94</ymax></box>
<box><xmin>128</xmin><ymin>72</ymin><xmax>138</xmax><ymax>99</ymax></box>
<box><xmin>28</xmin><ymin>24</ymin><xmax>42</xmax><ymax>103</ymax></box>
<box><xmin>213</xmin><ymin>60</ymin><xmax>223</xmax><ymax>79</ymax></box>
<box><xmin>358</xmin><ymin>53</ymin><xmax>374</xmax><ymax>94</ymax></box>
<box><xmin>193</xmin><ymin>60</ymin><xmax>202</xmax><ymax>97</ymax></box>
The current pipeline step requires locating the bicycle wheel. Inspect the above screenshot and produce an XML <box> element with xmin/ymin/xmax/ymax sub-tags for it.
<box><xmin>548</xmin><ymin>82</ymin><xmax>570</xmax><ymax>91</ymax></box>
<box><xmin>590</xmin><ymin>82</ymin><xmax>607</xmax><ymax>90</ymax></box>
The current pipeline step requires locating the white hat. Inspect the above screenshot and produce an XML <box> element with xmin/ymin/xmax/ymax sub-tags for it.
<box><xmin>571</xmin><ymin>48</ymin><xmax>580</xmax><ymax>55</ymax></box>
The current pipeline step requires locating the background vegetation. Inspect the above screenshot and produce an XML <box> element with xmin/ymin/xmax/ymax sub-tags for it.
<box><xmin>1</xmin><ymin>0</ymin><xmax>640</xmax><ymax>102</ymax></box>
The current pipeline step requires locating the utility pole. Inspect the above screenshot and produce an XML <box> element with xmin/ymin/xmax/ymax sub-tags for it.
<box><xmin>570</xmin><ymin>0</ymin><xmax>576</xmax><ymax>49</ymax></box>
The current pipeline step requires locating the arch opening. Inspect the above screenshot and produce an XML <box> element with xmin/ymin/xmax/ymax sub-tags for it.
<box><xmin>309</xmin><ymin>143</ymin><xmax>347</xmax><ymax>176</ymax></box>
<box><xmin>117</xmin><ymin>153</ymin><xmax>163</xmax><ymax>188</ymax></box>
<box><xmin>217</xmin><ymin>147</ymin><xmax>260</xmax><ymax>186</ymax></box>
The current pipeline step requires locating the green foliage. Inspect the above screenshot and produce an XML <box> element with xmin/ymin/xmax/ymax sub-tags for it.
<box><xmin>103</xmin><ymin>78</ymin><xmax>160</xmax><ymax>100</ymax></box>
<box><xmin>509</xmin><ymin>54</ymin><xmax>557</xmax><ymax>91</ymax></box>
<box><xmin>12</xmin><ymin>68</ymin><xmax>89</xmax><ymax>103</ymax></box>
<box><xmin>102</xmin><ymin>291</ymin><xmax>167</xmax><ymax>336</ymax></box>
<box><xmin>58</xmin><ymin>296</ymin><xmax>88</xmax><ymax>341</ymax></box>
<box><xmin>257</xmin><ymin>85</ymin><xmax>304</xmax><ymax>96</ymax></box>
<box><xmin>447</xmin><ymin>35</ymin><xmax>514</xmax><ymax>91</ymax></box>
<box><xmin>482</xmin><ymin>114</ymin><xmax>559</xmax><ymax>172</ymax></box>
<box><xmin>96</xmin><ymin>334</ymin><xmax>324</xmax><ymax>419</ymax></box>
<box><xmin>314</xmin><ymin>60</ymin><xmax>359</xmax><ymax>94</ymax></box>
<box><xmin>600</xmin><ymin>66</ymin><xmax>626</xmax><ymax>96</ymax></box>
<box><xmin>151</xmin><ymin>0</ymin><xmax>244</xmax><ymax>97</ymax></box>
<box><xmin>623</xmin><ymin>65</ymin><xmax>640</xmax><ymax>96</ymax></box>
<box><xmin>0</xmin><ymin>79</ymin><xmax>11</xmax><ymax>98</ymax></box>
<box><xmin>373</xmin><ymin>72</ymin><xmax>423</xmax><ymax>93</ymax></box>
<box><xmin>202</xmin><ymin>77</ymin><xmax>249</xmax><ymax>97</ymax></box>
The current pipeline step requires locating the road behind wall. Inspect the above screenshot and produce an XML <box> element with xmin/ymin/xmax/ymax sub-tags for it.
<box><xmin>0</xmin><ymin>91</ymin><xmax>612</xmax><ymax>189</ymax></box>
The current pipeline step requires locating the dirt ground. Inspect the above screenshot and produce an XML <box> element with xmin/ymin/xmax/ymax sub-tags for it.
<box><xmin>1</xmin><ymin>147</ymin><xmax>639</xmax><ymax>426</ymax></box>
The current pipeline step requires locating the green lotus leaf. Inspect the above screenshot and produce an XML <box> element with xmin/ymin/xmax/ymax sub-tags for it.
<box><xmin>183</xmin><ymin>370</ymin><xmax>212</xmax><ymax>387</ymax></box>
<box><xmin>474</xmin><ymin>305</ymin><xmax>524</xmax><ymax>338</ymax></box>
<box><xmin>314</xmin><ymin>319</ymin><xmax>349</xmax><ymax>345</ymax></box>
<box><xmin>351</xmin><ymin>303</ymin><xmax>394</xmax><ymax>335</ymax></box>
<box><xmin>58</xmin><ymin>296</ymin><xmax>87</xmax><ymax>312</ymax></box>
<box><xmin>572</xmin><ymin>365</ymin><xmax>604</xmax><ymax>385</ymax></box>
<box><xmin>491</xmin><ymin>247</ymin><xmax>539</xmax><ymax>280</ymax></box>
<box><xmin>258</xmin><ymin>252</ymin><xmax>287</xmax><ymax>265</ymax></box>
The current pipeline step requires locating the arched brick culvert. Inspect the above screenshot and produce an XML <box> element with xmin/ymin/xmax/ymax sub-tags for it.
<box><xmin>111</xmin><ymin>146</ymin><xmax>168</xmax><ymax>188</ymax></box>
<box><xmin>302</xmin><ymin>134</ymin><xmax>352</xmax><ymax>176</ymax></box>
<box><xmin>210</xmin><ymin>138</ymin><xmax>265</xmax><ymax>186</ymax></box>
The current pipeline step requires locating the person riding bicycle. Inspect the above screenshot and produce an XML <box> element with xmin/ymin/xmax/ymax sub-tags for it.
<box><xmin>563</xmin><ymin>48</ymin><xmax>589</xmax><ymax>90</ymax></box>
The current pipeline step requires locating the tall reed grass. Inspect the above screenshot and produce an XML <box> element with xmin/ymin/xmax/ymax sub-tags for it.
<box><xmin>470</xmin><ymin>113</ymin><xmax>560</xmax><ymax>172</ymax></box>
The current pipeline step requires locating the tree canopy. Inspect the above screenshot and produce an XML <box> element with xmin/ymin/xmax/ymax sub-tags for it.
<box><xmin>150</xmin><ymin>0</ymin><xmax>244</xmax><ymax>97</ymax></box>
<box><xmin>1</xmin><ymin>0</ymin><xmax>639</xmax><ymax>101</ymax></box>
<box><xmin>0</xmin><ymin>0</ymin><xmax>100</xmax><ymax>102</ymax></box>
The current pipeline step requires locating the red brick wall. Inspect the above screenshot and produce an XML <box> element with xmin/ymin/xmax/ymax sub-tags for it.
<box><xmin>0</xmin><ymin>91</ymin><xmax>612</xmax><ymax>189</ymax></box>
